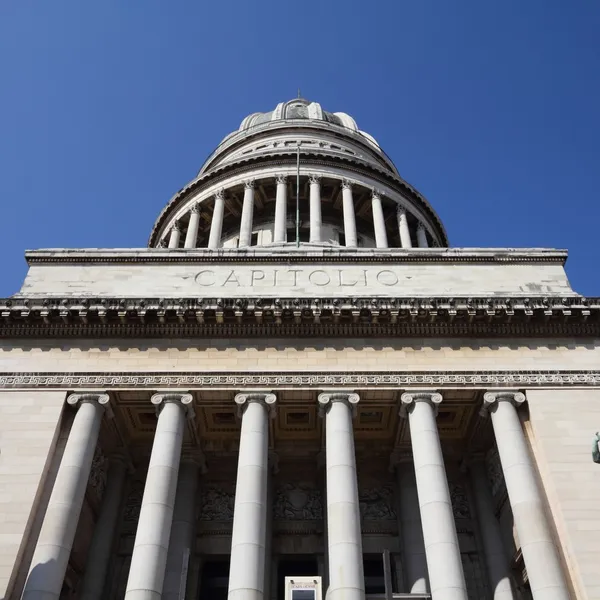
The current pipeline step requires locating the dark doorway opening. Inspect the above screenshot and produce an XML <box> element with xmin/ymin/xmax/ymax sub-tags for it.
<box><xmin>198</xmin><ymin>557</ymin><xmax>229</xmax><ymax>600</ymax></box>
<box><xmin>277</xmin><ymin>556</ymin><xmax>319</xmax><ymax>600</ymax></box>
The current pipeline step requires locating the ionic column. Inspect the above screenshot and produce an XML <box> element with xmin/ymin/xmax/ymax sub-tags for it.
<box><xmin>394</xmin><ymin>460</ymin><xmax>429</xmax><ymax>594</ymax></box>
<box><xmin>371</xmin><ymin>190</ymin><xmax>388</xmax><ymax>249</ymax></box>
<box><xmin>239</xmin><ymin>180</ymin><xmax>255</xmax><ymax>247</ymax></box>
<box><xmin>396</xmin><ymin>208</ymin><xmax>412</xmax><ymax>248</ymax></box>
<box><xmin>208</xmin><ymin>189</ymin><xmax>225</xmax><ymax>250</ymax></box>
<box><xmin>483</xmin><ymin>392</ymin><xmax>569</xmax><ymax>600</ymax></box>
<box><xmin>168</xmin><ymin>221</ymin><xmax>181</xmax><ymax>249</ymax></box>
<box><xmin>468</xmin><ymin>456</ymin><xmax>516</xmax><ymax>600</ymax></box>
<box><xmin>22</xmin><ymin>393</ymin><xmax>111</xmax><ymax>600</ymax></box>
<box><xmin>273</xmin><ymin>175</ymin><xmax>287</xmax><ymax>243</ymax></box>
<box><xmin>341</xmin><ymin>180</ymin><xmax>358</xmax><ymax>247</ymax></box>
<box><xmin>417</xmin><ymin>224</ymin><xmax>429</xmax><ymax>248</ymax></box>
<box><xmin>228</xmin><ymin>392</ymin><xmax>277</xmax><ymax>600</ymax></box>
<box><xmin>162</xmin><ymin>457</ymin><xmax>202</xmax><ymax>600</ymax></box>
<box><xmin>80</xmin><ymin>454</ymin><xmax>129</xmax><ymax>600</ymax></box>
<box><xmin>309</xmin><ymin>174</ymin><xmax>322</xmax><ymax>243</ymax></box>
<box><xmin>318</xmin><ymin>392</ymin><xmax>364</xmax><ymax>600</ymax></box>
<box><xmin>125</xmin><ymin>392</ymin><xmax>193</xmax><ymax>600</ymax></box>
<box><xmin>401</xmin><ymin>391</ymin><xmax>468</xmax><ymax>600</ymax></box>
<box><xmin>184</xmin><ymin>204</ymin><xmax>201</xmax><ymax>248</ymax></box>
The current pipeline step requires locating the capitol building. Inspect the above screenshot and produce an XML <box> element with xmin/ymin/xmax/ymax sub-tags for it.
<box><xmin>1</xmin><ymin>97</ymin><xmax>599</xmax><ymax>600</ymax></box>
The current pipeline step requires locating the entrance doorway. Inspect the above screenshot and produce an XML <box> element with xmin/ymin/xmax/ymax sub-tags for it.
<box><xmin>198</xmin><ymin>558</ymin><xmax>229</xmax><ymax>600</ymax></box>
<box><xmin>277</xmin><ymin>556</ymin><xmax>319</xmax><ymax>600</ymax></box>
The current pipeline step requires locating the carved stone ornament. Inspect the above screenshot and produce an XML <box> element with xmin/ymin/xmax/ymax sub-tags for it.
<box><xmin>274</xmin><ymin>483</ymin><xmax>323</xmax><ymax>520</ymax></box>
<box><xmin>318</xmin><ymin>391</ymin><xmax>360</xmax><ymax>416</ymax></box>
<box><xmin>359</xmin><ymin>486</ymin><xmax>397</xmax><ymax>521</ymax></box>
<box><xmin>190</xmin><ymin>203</ymin><xmax>201</xmax><ymax>214</ymax></box>
<box><xmin>400</xmin><ymin>390</ymin><xmax>443</xmax><ymax>417</ymax></box>
<box><xmin>276</xmin><ymin>174</ymin><xmax>287</xmax><ymax>185</ymax></box>
<box><xmin>199</xmin><ymin>485</ymin><xmax>235</xmax><ymax>521</ymax></box>
<box><xmin>89</xmin><ymin>444</ymin><xmax>108</xmax><ymax>502</ymax></box>
<box><xmin>214</xmin><ymin>188</ymin><xmax>225</xmax><ymax>200</ymax></box>
<box><xmin>450</xmin><ymin>483</ymin><xmax>471</xmax><ymax>519</ymax></box>
<box><xmin>243</xmin><ymin>179</ymin><xmax>255</xmax><ymax>189</ymax></box>
<box><xmin>341</xmin><ymin>178</ymin><xmax>353</xmax><ymax>190</ymax></box>
<box><xmin>309</xmin><ymin>174</ymin><xmax>322</xmax><ymax>185</ymax></box>
<box><xmin>234</xmin><ymin>391</ymin><xmax>276</xmax><ymax>417</ymax></box>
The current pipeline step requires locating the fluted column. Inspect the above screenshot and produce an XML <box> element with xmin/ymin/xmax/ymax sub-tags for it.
<box><xmin>341</xmin><ymin>180</ymin><xmax>358</xmax><ymax>247</ymax></box>
<box><xmin>273</xmin><ymin>175</ymin><xmax>287</xmax><ymax>243</ymax></box>
<box><xmin>239</xmin><ymin>180</ymin><xmax>255</xmax><ymax>247</ymax></box>
<box><xmin>208</xmin><ymin>189</ymin><xmax>225</xmax><ymax>250</ymax></box>
<box><xmin>162</xmin><ymin>458</ymin><xmax>201</xmax><ymax>600</ymax></box>
<box><xmin>318</xmin><ymin>392</ymin><xmax>364</xmax><ymax>600</ymax></box>
<box><xmin>394</xmin><ymin>460</ymin><xmax>429</xmax><ymax>594</ymax></box>
<box><xmin>184</xmin><ymin>204</ymin><xmax>201</xmax><ymax>248</ymax></box>
<box><xmin>168</xmin><ymin>221</ymin><xmax>181</xmax><ymax>249</ymax></box>
<box><xmin>125</xmin><ymin>392</ymin><xmax>193</xmax><ymax>600</ymax></box>
<box><xmin>468</xmin><ymin>456</ymin><xmax>516</xmax><ymax>600</ymax></box>
<box><xmin>371</xmin><ymin>190</ymin><xmax>388</xmax><ymax>249</ymax></box>
<box><xmin>417</xmin><ymin>224</ymin><xmax>429</xmax><ymax>248</ymax></box>
<box><xmin>483</xmin><ymin>391</ymin><xmax>569</xmax><ymax>600</ymax></box>
<box><xmin>228</xmin><ymin>392</ymin><xmax>277</xmax><ymax>600</ymax></box>
<box><xmin>22</xmin><ymin>393</ymin><xmax>111</xmax><ymax>600</ymax></box>
<box><xmin>309</xmin><ymin>174</ymin><xmax>322</xmax><ymax>243</ymax></box>
<box><xmin>401</xmin><ymin>391</ymin><xmax>468</xmax><ymax>600</ymax></box>
<box><xmin>80</xmin><ymin>454</ymin><xmax>129</xmax><ymax>600</ymax></box>
<box><xmin>397</xmin><ymin>208</ymin><xmax>412</xmax><ymax>248</ymax></box>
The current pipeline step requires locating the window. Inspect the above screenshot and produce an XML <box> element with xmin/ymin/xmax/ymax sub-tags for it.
<box><xmin>287</xmin><ymin>228</ymin><xmax>310</xmax><ymax>243</ymax></box>
<box><xmin>251</xmin><ymin>232</ymin><xmax>259</xmax><ymax>246</ymax></box>
<box><xmin>338</xmin><ymin>232</ymin><xmax>346</xmax><ymax>246</ymax></box>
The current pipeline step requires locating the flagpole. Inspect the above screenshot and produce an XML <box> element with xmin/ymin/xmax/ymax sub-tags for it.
<box><xmin>296</xmin><ymin>142</ymin><xmax>300</xmax><ymax>248</ymax></box>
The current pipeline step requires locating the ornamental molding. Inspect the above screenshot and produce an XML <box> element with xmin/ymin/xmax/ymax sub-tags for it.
<box><xmin>1</xmin><ymin>370</ymin><xmax>599</xmax><ymax>390</ymax></box>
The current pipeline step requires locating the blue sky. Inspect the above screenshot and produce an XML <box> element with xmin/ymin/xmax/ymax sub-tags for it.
<box><xmin>1</xmin><ymin>1</ymin><xmax>599</xmax><ymax>296</ymax></box>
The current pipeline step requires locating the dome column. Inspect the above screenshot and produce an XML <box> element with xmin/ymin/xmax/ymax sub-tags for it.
<box><xmin>342</xmin><ymin>180</ymin><xmax>358</xmax><ymax>247</ymax></box>
<box><xmin>417</xmin><ymin>223</ymin><xmax>429</xmax><ymax>248</ymax></box>
<box><xmin>239</xmin><ymin>180</ymin><xmax>255</xmax><ymax>248</ymax></box>
<box><xmin>168</xmin><ymin>221</ymin><xmax>181</xmax><ymax>249</ymax></box>
<box><xmin>273</xmin><ymin>175</ymin><xmax>287</xmax><ymax>243</ymax></box>
<box><xmin>371</xmin><ymin>190</ymin><xmax>388</xmax><ymax>248</ymax></box>
<box><xmin>309</xmin><ymin>174</ymin><xmax>323</xmax><ymax>243</ymax></box>
<box><xmin>397</xmin><ymin>208</ymin><xmax>412</xmax><ymax>248</ymax></box>
<box><xmin>208</xmin><ymin>189</ymin><xmax>225</xmax><ymax>250</ymax></box>
<box><xmin>184</xmin><ymin>203</ymin><xmax>201</xmax><ymax>248</ymax></box>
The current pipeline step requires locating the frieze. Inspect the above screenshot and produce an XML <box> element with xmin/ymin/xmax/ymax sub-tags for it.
<box><xmin>274</xmin><ymin>484</ymin><xmax>323</xmax><ymax>520</ymax></box>
<box><xmin>1</xmin><ymin>370</ymin><xmax>599</xmax><ymax>390</ymax></box>
<box><xmin>199</xmin><ymin>485</ymin><xmax>235</xmax><ymax>521</ymax></box>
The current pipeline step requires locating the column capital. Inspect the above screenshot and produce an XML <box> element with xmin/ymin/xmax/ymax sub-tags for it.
<box><xmin>243</xmin><ymin>179</ymin><xmax>255</xmax><ymax>189</ymax></box>
<box><xmin>341</xmin><ymin>178</ymin><xmax>353</xmax><ymax>190</ymax></box>
<box><xmin>371</xmin><ymin>187</ymin><xmax>384</xmax><ymax>199</ymax></box>
<box><xmin>417</xmin><ymin>222</ymin><xmax>426</xmax><ymax>232</ymax></box>
<box><xmin>396</xmin><ymin>206</ymin><xmax>407</xmax><ymax>217</ymax></box>
<box><xmin>309</xmin><ymin>173</ymin><xmax>322</xmax><ymax>184</ymax></box>
<box><xmin>276</xmin><ymin>173</ymin><xmax>287</xmax><ymax>185</ymax></box>
<box><xmin>318</xmin><ymin>390</ymin><xmax>360</xmax><ymax>416</ymax></box>
<box><xmin>400</xmin><ymin>389</ymin><xmax>443</xmax><ymax>417</ymax></box>
<box><xmin>482</xmin><ymin>390</ymin><xmax>526</xmax><ymax>415</ymax></box>
<box><xmin>215</xmin><ymin>188</ymin><xmax>225</xmax><ymax>200</ymax></box>
<box><xmin>234</xmin><ymin>390</ymin><xmax>277</xmax><ymax>417</ymax></box>
<box><xmin>190</xmin><ymin>202</ymin><xmax>201</xmax><ymax>214</ymax></box>
<box><xmin>172</xmin><ymin>220</ymin><xmax>181</xmax><ymax>231</ymax></box>
<box><xmin>158</xmin><ymin>238</ymin><xmax>167</xmax><ymax>248</ymax></box>
<box><xmin>151</xmin><ymin>391</ymin><xmax>194</xmax><ymax>418</ymax></box>
<box><xmin>67</xmin><ymin>392</ymin><xmax>113</xmax><ymax>418</ymax></box>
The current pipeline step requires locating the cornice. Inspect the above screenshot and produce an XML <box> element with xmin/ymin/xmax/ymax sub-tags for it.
<box><xmin>1</xmin><ymin>295</ymin><xmax>598</xmax><ymax>338</ymax></box>
<box><xmin>24</xmin><ymin>247</ymin><xmax>569</xmax><ymax>266</ymax></box>
<box><xmin>1</xmin><ymin>370</ymin><xmax>599</xmax><ymax>390</ymax></box>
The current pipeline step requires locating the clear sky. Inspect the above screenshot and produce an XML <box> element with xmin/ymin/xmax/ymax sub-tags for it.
<box><xmin>1</xmin><ymin>1</ymin><xmax>599</xmax><ymax>296</ymax></box>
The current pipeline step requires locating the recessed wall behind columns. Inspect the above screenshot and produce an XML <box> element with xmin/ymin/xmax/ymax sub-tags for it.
<box><xmin>0</xmin><ymin>338</ymin><xmax>599</xmax><ymax>373</ymax></box>
<box><xmin>525</xmin><ymin>389</ymin><xmax>600</xmax><ymax>600</ymax></box>
<box><xmin>0</xmin><ymin>390</ymin><xmax>66</xmax><ymax>598</ymax></box>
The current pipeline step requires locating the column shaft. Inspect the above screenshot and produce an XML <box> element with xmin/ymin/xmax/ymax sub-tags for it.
<box><xmin>273</xmin><ymin>175</ymin><xmax>287</xmax><ymax>243</ymax></box>
<box><xmin>397</xmin><ymin>209</ymin><xmax>412</xmax><ymax>248</ymax></box>
<box><xmin>239</xmin><ymin>181</ymin><xmax>255</xmax><ymax>247</ymax></box>
<box><xmin>184</xmin><ymin>206</ymin><xmax>200</xmax><ymax>248</ymax></box>
<box><xmin>22</xmin><ymin>394</ymin><xmax>109</xmax><ymax>600</ymax></box>
<box><xmin>80</xmin><ymin>457</ymin><xmax>128</xmax><ymax>600</ymax></box>
<box><xmin>396</xmin><ymin>463</ymin><xmax>429</xmax><ymax>593</ymax></box>
<box><xmin>371</xmin><ymin>193</ymin><xmax>388</xmax><ymax>249</ymax></box>
<box><xmin>125</xmin><ymin>395</ymin><xmax>191</xmax><ymax>600</ymax></box>
<box><xmin>168</xmin><ymin>222</ymin><xmax>181</xmax><ymax>249</ymax></box>
<box><xmin>342</xmin><ymin>181</ymin><xmax>358</xmax><ymax>247</ymax></box>
<box><xmin>228</xmin><ymin>393</ymin><xmax>275</xmax><ymax>600</ymax></box>
<box><xmin>319</xmin><ymin>393</ymin><xmax>364</xmax><ymax>600</ymax></box>
<box><xmin>208</xmin><ymin>191</ymin><xmax>225</xmax><ymax>249</ymax></box>
<box><xmin>417</xmin><ymin>224</ymin><xmax>429</xmax><ymax>248</ymax></box>
<box><xmin>401</xmin><ymin>392</ymin><xmax>468</xmax><ymax>600</ymax></box>
<box><xmin>309</xmin><ymin>175</ymin><xmax>322</xmax><ymax>243</ymax></box>
<box><xmin>469</xmin><ymin>459</ymin><xmax>515</xmax><ymax>600</ymax></box>
<box><xmin>162</xmin><ymin>461</ymin><xmax>200</xmax><ymax>600</ymax></box>
<box><xmin>484</xmin><ymin>392</ymin><xmax>569</xmax><ymax>600</ymax></box>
